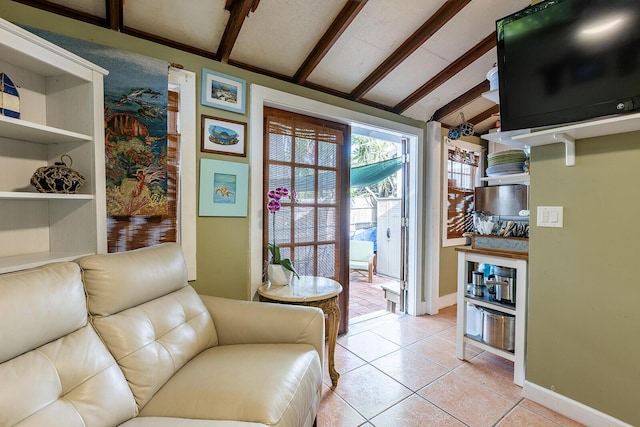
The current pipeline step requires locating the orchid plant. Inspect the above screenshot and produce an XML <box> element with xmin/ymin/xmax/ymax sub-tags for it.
<box><xmin>267</xmin><ymin>187</ymin><xmax>299</xmax><ymax>278</ymax></box>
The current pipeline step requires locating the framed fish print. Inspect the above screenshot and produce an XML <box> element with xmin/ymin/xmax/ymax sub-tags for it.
<box><xmin>200</xmin><ymin>115</ymin><xmax>247</xmax><ymax>157</ymax></box>
<box><xmin>201</xmin><ymin>68</ymin><xmax>246</xmax><ymax>114</ymax></box>
<box><xmin>198</xmin><ymin>159</ymin><xmax>248</xmax><ymax>217</ymax></box>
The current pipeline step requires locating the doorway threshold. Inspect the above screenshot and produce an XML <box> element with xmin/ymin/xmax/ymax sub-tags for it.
<box><xmin>349</xmin><ymin>309</ymin><xmax>389</xmax><ymax>325</ymax></box>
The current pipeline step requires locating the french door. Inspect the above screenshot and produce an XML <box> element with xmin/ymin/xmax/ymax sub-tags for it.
<box><xmin>263</xmin><ymin>107</ymin><xmax>351</xmax><ymax>331</ymax></box>
<box><xmin>399</xmin><ymin>137</ymin><xmax>410</xmax><ymax>312</ymax></box>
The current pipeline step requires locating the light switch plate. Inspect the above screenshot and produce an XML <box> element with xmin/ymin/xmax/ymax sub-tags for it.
<box><xmin>537</xmin><ymin>206</ymin><xmax>563</xmax><ymax>227</ymax></box>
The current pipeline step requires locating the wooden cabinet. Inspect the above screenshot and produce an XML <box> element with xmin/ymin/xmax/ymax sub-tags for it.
<box><xmin>456</xmin><ymin>248</ymin><xmax>528</xmax><ymax>386</ymax></box>
<box><xmin>0</xmin><ymin>17</ymin><xmax>108</xmax><ymax>273</ymax></box>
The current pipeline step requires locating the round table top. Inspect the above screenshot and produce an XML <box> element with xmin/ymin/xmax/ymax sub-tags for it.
<box><xmin>258</xmin><ymin>275</ymin><xmax>343</xmax><ymax>303</ymax></box>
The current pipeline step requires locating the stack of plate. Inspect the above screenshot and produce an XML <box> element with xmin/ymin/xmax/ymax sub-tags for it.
<box><xmin>486</xmin><ymin>149</ymin><xmax>527</xmax><ymax>176</ymax></box>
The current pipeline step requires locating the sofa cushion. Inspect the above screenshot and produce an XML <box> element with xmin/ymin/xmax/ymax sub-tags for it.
<box><xmin>91</xmin><ymin>286</ymin><xmax>217</xmax><ymax>409</ymax></box>
<box><xmin>139</xmin><ymin>344</ymin><xmax>322</xmax><ymax>427</ymax></box>
<box><xmin>0</xmin><ymin>263</ymin><xmax>137</xmax><ymax>427</ymax></box>
<box><xmin>77</xmin><ymin>243</ymin><xmax>191</xmax><ymax>317</ymax></box>
<box><xmin>0</xmin><ymin>263</ymin><xmax>86</xmax><ymax>363</ymax></box>
<box><xmin>77</xmin><ymin>243</ymin><xmax>218</xmax><ymax>410</ymax></box>
<box><xmin>121</xmin><ymin>418</ymin><xmax>268</xmax><ymax>427</ymax></box>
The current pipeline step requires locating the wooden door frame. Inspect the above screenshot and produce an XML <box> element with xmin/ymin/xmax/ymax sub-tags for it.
<box><xmin>337</xmin><ymin>128</ymin><xmax>350</xmax><ymax>333</ymax></box>
<box><xmin>262</xmin><ymin>107</ymin><xmax>351</xmax><ymax>333</ymax></box>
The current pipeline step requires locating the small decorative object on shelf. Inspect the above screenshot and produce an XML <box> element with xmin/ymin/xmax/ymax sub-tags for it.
<box><xmin>31</xmin><ymin>154</ymin><xmax>85</xmax><ymax>194</ymax></box>
<box><xmin>0</xmin><ymin>73</ymin><xmax>20</xmax><ymax>118</ymax></box>
<box><xmin>448</xmin><ymin>112</ymin><xmax>475</xmax><ymax>140</ymax></box>
<box><xmin>266</xmin><ymin>187</ymin><xmax>299</xmax><ymax>285</ymax></box>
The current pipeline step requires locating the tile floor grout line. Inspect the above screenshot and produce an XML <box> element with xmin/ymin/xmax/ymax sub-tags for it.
<box><xmin>321</xmin><ymin>304</ymin><xmax>583</xmax><ymax>427</ymax></box>
<box><xmin>491</xmin><ymin>397</ymin><xmax>524</xmax><ymax>427</ymax></box>
<box><xmin>335</xmin><ymin>341</ymin><xmax>479</xmax><ymax>426</ymax></box>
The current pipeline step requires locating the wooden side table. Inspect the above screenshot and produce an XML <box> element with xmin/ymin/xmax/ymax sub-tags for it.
<box><xmin>257</xmin><ymin>276</ymin><xmax>343</xmax><ymax>388</ymax></box>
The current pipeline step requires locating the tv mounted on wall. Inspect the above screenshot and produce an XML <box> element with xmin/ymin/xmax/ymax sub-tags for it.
<box><xmin>497</xmin><ymin>0</ymin><xmax>640</xmax><ymax>132</ymax></box>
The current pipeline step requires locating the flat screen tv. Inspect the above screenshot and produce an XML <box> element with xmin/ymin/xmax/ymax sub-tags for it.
<box><xmin>497</xmin><ymin>0</ymin><xmax>640</xmax><ymax>131</ymax></box>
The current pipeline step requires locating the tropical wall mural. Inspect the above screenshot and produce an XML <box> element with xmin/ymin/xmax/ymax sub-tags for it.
<box><xmin>26</xmin><ymin>27</ymin><xmax>178</xmax><ymax>252</ymax></box>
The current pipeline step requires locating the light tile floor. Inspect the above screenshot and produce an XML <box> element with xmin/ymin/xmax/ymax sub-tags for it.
<box><xmin>319</xmin><ymin>305</ymin><xmax>584</xmax><ymax>427</ymax></box>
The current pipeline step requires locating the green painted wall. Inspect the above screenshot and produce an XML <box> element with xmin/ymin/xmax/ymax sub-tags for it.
<box><xmin>0</xmin><ymin>1</ymin><xmax>422</xmax><ymax>301</ymax></box>
<box><xmin>4</xmin><ymin>1</ymin><xmax>638</xmax><ymax>423</ymax></box>
<box><xmin>528</xmin><ymin>132</ymin><xmax>640</xmax><ymax>425</ymax></box>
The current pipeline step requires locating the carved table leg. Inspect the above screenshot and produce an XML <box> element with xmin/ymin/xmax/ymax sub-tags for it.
<box><xmin>324</xmin><ymin>296</ymin><xmax>341</xmax><ymax>388</ymax></box>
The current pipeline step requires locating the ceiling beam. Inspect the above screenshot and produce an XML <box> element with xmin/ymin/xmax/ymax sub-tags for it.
<box><xmin>293</xmin><ymin>0</ymin><xmax>368</xmax><ymax>84</ymax></box>
<box><xmin>469</xmin><ymin>104</ymin><xmax>499</xmax><ymax>125</ymax></box>
<box><xmin>218</xmin><ymin>0</ymin><xmax>257</xmax><ymax>63</ymax></box>
<box><xmin>393</xmin><ymin>31</ymin><xmax>496</xmax><ymax>114</ymax></box>
<box><xmin>106</xmin><ymin>0</ymin><xmax>123</xmax><ymax>31</ymax></box>
<box><xmin>12</xmin><ymin>0</ymin><xmax>106</xmax><ymax>27</ymax></box>
<box><xmin>123</xmin><ymin>26</ymin><xmax>217</xmax><ymax>60</ymax></box>
<box><xmin>349</xmin><ymin>0</ymin><xmax>471</xmax><ymax>101</ymax></box>
<box><xmin>432</xmin><ymin>80</ymin><xmax>489</xmax><ymax>121</ymax></box>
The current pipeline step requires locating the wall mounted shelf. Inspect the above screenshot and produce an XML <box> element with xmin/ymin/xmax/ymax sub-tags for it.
<box><xmin>480</xmin><ymin>173</ymin><xmax>529</xmax><ymax>186</ymax></box>
<box><xmin>481</xmin><ymin>129</ymin><xmax>530</xmax><ymax>149</ymax></box>
<box><xmin>513</xmin><ymin>112</ymin><xmax>640</xmax><ymax>146</ymax></box>
<box><xmin>482</xmin><ymin>112</ymin><xmax>640</xmax><ymax>167</ymax></box>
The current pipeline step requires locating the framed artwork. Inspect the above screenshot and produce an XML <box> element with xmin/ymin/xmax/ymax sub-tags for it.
<box><xmin>199</xmin><ymin>158</ymin><xmax>248</xmax><ymax>217</ymax></box>
<box><xmin>201</xmin><ymin>68</ymin><xmax>246</xmax><ymax>114</ymax></box>
<box><xmin>201</xmin><ymin>115</ymin><xmax>247</xmax><ymax>157</ymax></box>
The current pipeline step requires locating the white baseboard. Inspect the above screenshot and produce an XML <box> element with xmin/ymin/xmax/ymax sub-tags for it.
<box><xmin>438</xmin><ymin>292</ymin><xmax>457</xmax><ymax>310</ymax></box>
<box><xmin>523</xmin><ymin>381</ymin><xmax>633</xmax><ymax>427</ymax></box>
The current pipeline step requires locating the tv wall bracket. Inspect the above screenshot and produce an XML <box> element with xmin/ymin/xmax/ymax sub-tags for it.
<box><xmin>552</xmin><ymin>133</ymin><xmax>575</xmax><ymax>167</ymax></box>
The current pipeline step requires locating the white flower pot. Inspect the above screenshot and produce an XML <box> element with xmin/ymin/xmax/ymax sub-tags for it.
<box><xmin>267</xmin><ymin>264</ymin><xmax>293</xmax><ymax>286</ymax></box>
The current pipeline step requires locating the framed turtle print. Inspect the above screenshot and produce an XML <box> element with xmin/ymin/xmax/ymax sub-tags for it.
<box><xmin>198</xmin><ymin>159</ymin><xmax>248</xmax><ymax>217</ymax></box>
<box><xmin>200</xmin><ymin>115</ymin><xmax>247</xmax><ymax>157</ymax></box>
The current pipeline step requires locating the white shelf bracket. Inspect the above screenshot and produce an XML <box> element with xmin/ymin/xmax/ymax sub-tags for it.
<box><xmin>553</xmin><ymin>133</ymin><xmax>575</xmax><ymax>166</ymax></box>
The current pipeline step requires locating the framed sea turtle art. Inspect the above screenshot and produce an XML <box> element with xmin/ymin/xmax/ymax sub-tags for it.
<box><xmin>201</xmin><ymin>115</ymin><xmax>247</xmax><ymax>157</ymax></box>
<box><xmin>198</xmin><ymin>158</ymin><xmax>248</xmax><ymax>217</ymax></box>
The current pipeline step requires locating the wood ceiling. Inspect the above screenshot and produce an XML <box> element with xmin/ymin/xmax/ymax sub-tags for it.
<box><xmin>11</xmin><ymin>0</ymin><xmax>532</xmax><ymax>134</ymax></box>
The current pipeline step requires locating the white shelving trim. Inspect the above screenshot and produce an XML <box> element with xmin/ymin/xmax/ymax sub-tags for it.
<box><xmin>0</xmin><ymin>17</ymin><xmax>107</xmax><ymax>274</ymax></box>
<box><xmin>513</xmin><ymin>111</ymin><xmax>640</xmax><ymax>146</ymax></box>
<box><xmin>0</xmin><ymin>191</ymin><xmax>94</xmax><ymax>200</ymax></box>
<box><xmin>481</xmin><ymin>112</ymin><xmax>640</xmax><ymax>166</ymax></box>
<box><xmin>463</xmin><ymin>336</ymin><xmax>516</xmax><ymax>362</ymax></box>
<box><xmin>481</xmin><ymin>129</ymin><xmax>530</xmax><ymax>149</ymax></box>
<box><xmin>464</xmin><ymin>296</ymin><xmax>516</xmax><ymax>316</ymax></box>
<box><xmin>456</xmin><ymin>251</ymin><xmax>528</xmax><ymax>386</ymax></box>
<box><xmin>480</xmin><ymin>173</ymin><xmax>530</xmax><ymax>186</ymax></box>
<box><xmin>0</xmin><ymin>115</ymin><xmax>92</xmax><ymax>144</ymax></box>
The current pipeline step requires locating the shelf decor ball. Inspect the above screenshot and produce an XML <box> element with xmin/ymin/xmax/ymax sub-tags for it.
<box><xmin>31</xmin><ymin>154</ymin><xmax>85</xmax><ymax>194</ymax></box>
<box><xmin>0</xmin><ymin>73</ymin><xmax>20</xmax><ymax>119</ymax></box>
<box><xmin>460</xmin><ymin>121</ymin><xmax>475</xmax><ymax>137</ymax></box>
<box><xmin>447</xmin><ymin>126</ymin><xmax>461</xmax><ymax>140</ymax></box>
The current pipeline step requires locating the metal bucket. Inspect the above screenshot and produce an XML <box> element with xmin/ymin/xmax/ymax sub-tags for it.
<box><xmin>481</xmin><ymin>307</ymin><xmax>515</xmax><ymax>352</ymax></box>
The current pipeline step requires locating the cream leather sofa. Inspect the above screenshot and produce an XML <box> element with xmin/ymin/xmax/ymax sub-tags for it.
<box><xmin>0</xmin><ymin>243</ymin><xmax>324</xmax><ymax>427</ymax></box>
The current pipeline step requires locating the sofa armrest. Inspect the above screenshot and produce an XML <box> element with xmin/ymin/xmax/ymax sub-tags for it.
<box><xmin>199</xmin><ymin>295</ymin><xmax>325</xmax><ymax>366</ymax></box>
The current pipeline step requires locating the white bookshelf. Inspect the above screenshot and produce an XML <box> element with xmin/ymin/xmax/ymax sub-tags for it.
<box><xmin>0</xmin><ymin>17</ymin><xmax>108</xmax><ymax>272</ymax></box>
